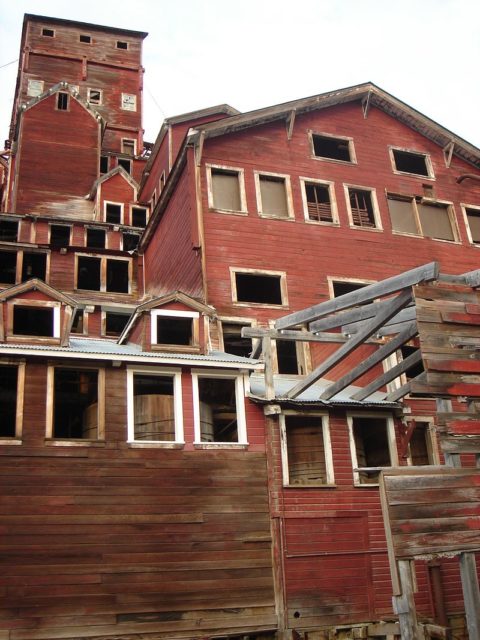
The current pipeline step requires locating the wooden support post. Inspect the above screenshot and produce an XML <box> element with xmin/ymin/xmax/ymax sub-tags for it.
<box><xmin>393</xmin><ymin>560</ymin><xmax>423</xmax><ymax>640</ymax></box>
<box><xmin>263</xmin><ymin>336</ymin><xmax>275</xmax><ymax>400</ymax></box>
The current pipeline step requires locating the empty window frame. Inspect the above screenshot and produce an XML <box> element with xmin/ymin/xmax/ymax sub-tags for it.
<box><xmin>127</xmin><ymin>369</ymin><xmax>183</xmax><ymax>444</ymax></box>
<box><xmin>0</xmin><ymin>251</ymin><xmax>48</xmax><ymax>285</ymax></box>
<box><xmin>231</xmin><ymin>268</ymin><xmax>287</xmax><ymax>307</ymax></box>
<box><xmin>11</xmin><ymin>302</ymin><xmax>60</xmax><ymax>338</ymax></box>
<box><xmin>87</xmin><ymin>88</ymin><xmax>102</xmax><ymax>105</ymax></box>
<box><xmin>22</xmin><ymin>252</ymin><xmax>47</xmax><ymax>281</ymax></box>
<box><xmin>41</xmin><ymin>27</ymin><xmax>55</xmax><ymax>37</ymax></box>
<box><xmin>389</xmin><ymin>147</ymin><xmax>434</xmax><ymax>179</ymax></box>
<box><xmin>86</xmin><ymin>227</ymin><xmax>107</xmax><ymax>249</ymax></box>
<box><xmin>299</xmin><ymin>178</ymin><xmax>338</xmax><ymax>224</ymax></box>
<box><xmin>276</xmin><ymin>340</ymin><xmax>300</xmax><ymax>375</ymax></box>
<box><xmin>387</xmin><ymin>194</ymin><xmax>458</xmax><ymax>241</ymax></box>
<box><xmin>121</xmin><ymin>139</ymin><xmax>136</xmax><ymax>155</ymax></box>
<box><xmin>345</xmin><ymin>185</ymin><xmax>381</xmax><ymax>229</ymax></box>
<box><xmin>103</xmin><ymin>310</ymin><xmax>131</xmax><ymax>337</ymax></box>
<box><xmin>310</xmin><ymin>132</ymin><xmax>356</xmax><ymax>163</ymax></box>
<box><xmin>0</xmin><ymin>363</ymin><xmax>25</xmax><ymax>439</ymax></box>
<box><xmin>79</xmin><ymin>34</ymin><xmax>91</xmax><ymax>43</ymax></box>
<box><xmin>116</xmin><ymin>40</ymin><xmax>128</xmax><ymax>50</ymax></box>
<box><xmin>281</xmin><ymin>413</ymin><xmax>334</xmax><ymax>486</ymax></box>
<box><xmin>27</xmin><ymin>79</ymin><xmax>44</xmax><ymax>97</ymax></box>
<box><xmin>56</xmin><ymin>92</ymin><xmax>69</xmax><ymax>111</ymax></box>
<box><xmin>47</xmin><ymin>367</ymin><xmax>105</xmax><ymax>440</ymax></box>
<box><xmin>462</xmin><ymin>204</ymin><xmax>480</xmax><ymax>245</ymax></box>
<box><xmin>118</xmin><ymin>158</ymin><xmax>132</xmax><ymax>174</ymax></box>
<box><xmin>348</xmin><ymin>414</ymin><xmax>397</xmax><ymax>485</ymax></box>
<box><xmin>121</xmin><ymin>93</ymin><xmax>136</xmax><ymax>111</ymax></box>
<box><xmin>76</xmin><ymin>255</ymin><xmax>130</xmax><ymax>293</ymax></box>
<box><xmin>0</xmin><ymin>219</ymin><xmax>19</xmax><ymax>242</ymax></box>
<box><xmin>407</xmin><ymin>419</ymin><xmax>439</xmax><ymax>466</ymax></box>
<box><xmin>49</xmin><ymin>224</ymin><xmax>71</xmax><ymax>248</ymax></box>
<box><xmin>329</xmin><ymin>278</ymin><xmax>371</xmax><ymax>299</ymax></box>
<box><xmin>0</xmin><ymin>251</ymin><xmax>19</xmax><ymax>284</ymax></box>
<box><xmin>151</xmin><ymin>309</ymin><xmax>199</xmax><ymax>349</ymax></box>
<box><xmin>100</xmin><ymin>156</ymin><xmax>109</xmax><ymax>174</ymax></box>
<box><xmin>131</xmin><ymin>206</ymin><xmax>148</xmax><ymax>227</ymax></box>
<box><xmin>207</xmin><ymin>165</ymin><xmax>247</xmax><ymax>214</ymax></box>
<box><xmin>122</xmin><ymin>232</ymin><xmax>140</xmax><ymax>251</ymax></box>
<box><xmin>71</xmin><ymin>309</ymin><xmax>85</xmax><ymax>334</ymax></box>
<box><xmin>221</xmin><ymin>320</ymin><xmax>253</xmax><ymax>358</ymax></box>
<box><xmin>104</xmin><ymin>202</ymin><xmax>123</xmax><ymax>224</ymax></box>
<box><xmin>192</xmin><ymin>371</ymin><xmax>247</xmax><ymax>444</ymax></box>
<box><xmin>255</xmin><ymin>172</ymin><xmax>293</xmax><ymax>219</ymax></box>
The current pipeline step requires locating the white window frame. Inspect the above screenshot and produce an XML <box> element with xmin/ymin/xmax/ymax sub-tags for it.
<box><xmin>327</xmin><ymin>276</ymin><xmax>376</xmax><ymax>300</ymax></box>
<box><xmin>461</xmin><ymin>203</ymin><xmax>480</xmax><ymax>246</ymax></box>
<box><xmin>344</xmin><ymin>183</ymin><xmax>382</xmax><ymax>231</ymax></box>
<box><xmin>27</xmin><ymin>79</ymin><xmax>44</xmax><ymax>98</ymax></box>
<box><xmin>9</xmin><ymin>299</ymin><xmax>60</xmax><ymax>339</ymax></box>
<box><xmin>230</xmin><ymin>267</ymin><xmax>288</xmax><ymax>308</ymax></box>
<box><xmin>309</xmin><ymin>131</ymin><xmax>357</xmax><ymax>165</ymax></box>
<box><xmin>130</xmin><ymin>205</ymin><xmax>148</xmax><ymax>227</ymax></box>
<box><xmin>280</xmin><ymin>411</ymin><xmax>334</xmax><ymax>487</ymax></box>
<box><xmin>206</xmin><ymin>164</ymin><xmax>247</xmax><ymax>215</ymax></box>
<box><xmin>46</xmin><ymin>366</ymin><xmax>105</xmax><ymax>441</ymax></box>
<box><xmin>389</xmin><ymin>146</ymin><xmax>435</xmax><ymax>180</ymax></box>
<box><xmin>300</xmin><ymin>177</ymin><xmax>339</xmax><ymax>225</ymax></box>
<box><xmin>104</xmin><ymin>201</ymin><xmax>124</xmax><ymax>225</ymax></box>
<box><xmin>387</xmin><ymin>193</ymin><xmax>459</xmax><ymax>243</ymax></box>
<box><xmin>127</xmin><ymin>367</ymin><xmax>184</xmax><ymax>446</ymax></box>
<box><xmin>254</xmin><ymin>170</ymin><xmax>294</xmax><ymax>220</ymax></box>
<box><xmin>87</xmin><ymin>88</ymin><xmax>103</xmax><ymax>106</ymax></box>
<box><xmin>347</xmin><ymin>413</ymin><xmax>398</xmax><ymax>487</ymax></box>
<box><xmin>75</xmin><ymin>253</ymin><xmax>132</xmax><ymax>294</ymax></box>
<box><xmin>121</xmin><ymin>138</ymin><xmax>137</xmax><ymax>155</ymax></box>
<box><xmin>192</xmin><ymin>369</ymin><xmax>247</xmax><ymax>446</ymax></box>
<box><xmin>0</xmin><ymin>361</ymin><xmax>25</xmax><ymax>442</ymax></box>
<box><xmin>121</xmin><ymin>93</ymin><xmax>137</xmax><ymax>111</ymax></box>
<box><xmin>151</xmin><ymin>309</ymin><xmax>199</xmax><ymax>347</ymax></box>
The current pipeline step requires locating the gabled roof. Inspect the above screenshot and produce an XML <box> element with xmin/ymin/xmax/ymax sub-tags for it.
<box><xmin>0</xmin><ymin>278</ymin><xmax>78</xmax><ymax>306</ymax></box>
<box><xmin>88</xmin><ymin>165</ymin><xmax>139</xmax><ymax>200</ymax></box>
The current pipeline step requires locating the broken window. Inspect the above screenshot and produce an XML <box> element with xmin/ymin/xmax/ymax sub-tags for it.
<box><xmin>57</xmin><ymin>92</ymin><xmax>69</xmax><ymax>111</ymax></box>
<box><xmin>87</xmin><ymin>88</ymin><xmax>102</xmax><ymax>105</ymax></box>
<box><xmin>0</xmin><ymin>366</ymin><xmax>20</xmax><ymax>438</ymax></box>
<box><xmin>129</xmin><ymin>373</ymin><xmax>180</xmax><ymax>442</ymax></box>
<box><xmin>277</xmin><ymin>340</ymin><xmax>299</xmax><ymax>374</ymax></box>
<box><xmin>257</xmin><ymin>173</ymin><xmax>291</xmax><ymax>218</ymax></box>
<box><xmin>122</xmin><ymin>139</ymin><xmax>136</xmax><ymax>155</ymax></box>
<box><xmin>465</xmin><ymin>207</ymin><xmax>480</xmax><ymax>244</ymax></box>
<box><xmin>131</xmin><ymin>206</ymin><xmax>147</xmax><ymax>227</ymax></box>
<box><xmin>100</xmin><ymin>156</ymin><xmax>109</xmax><ymax>174</ymax></box>
<box><xmin>50</xmin><ymin>224</ymin><xmax>70</xmax><ymax>248</ymax></box>
<box><xmin>80</xmin><ymin>34</ymin><xmax>91</xmax><ymax>43</ymax></box>
<box><xmin>121</xmin><ymin>93</ymin><xmax>136</xmax><ymax>111</ymax></box>
<box><xmin>52</xmin><ymin>368</ymin><xmax>100</xmax><ymax>439</ymax></box>
<box><xmin>86</xmin><ymin>228</ymin><xmax>106</xmax><ymax>249</ymax></box>
<box><xmin>104</xmin><ymin>311</ymin><xmax>130</xmax><ymax>337</ymax></box>
<box><xmin>0</xmin><ymin>251</ymin><xmax>17</xmax><ymax>284</ymax></box>
<box><xmin>118</xmin><ymin>158</ymin><xmax>132</xmax><ymax>174</ymax></box>
<box><xmin>116</xmin><ymin>40</ymin><xmax>128</xmax><ymax>49</ymax></box>
<box><xmin>22</xmin><ymin>252</ymin><xmax>46</xmax><ymax>281</ymax></box>
<box><xmin>122</xmin><ymin>232</ymin><xmax>140</xmax><ymax>251</ymax></box>
<box><xmin>41</xmin><ymin>28</ymin><xmax>54</xmax><ymax>37</ymax></box>
<box><xmin>209</xmin><ymin>167</ymin><xmax>244</xmax><ymax>212</ymax></box>
<box><xmin>71</xmin><ymin>309</ymin><xmax>85</xmax><ymax>334</ymax></box>
<box><xmin>234</xmin><ymin>271</ymin><xmax>285</xmax><ymax>305</ymax></box>
<box><xmin>77</xmin><ymin>256</ymin><xmax>101</xmax><ymax>290</ymax></box>
<box><xmin>222</xmin><ymin>322</ymin><xmax>252</xmax><ymax>358</ymax></box>
<box><xmin>283</xmin><ymin>414</ymin><xmax>333</xmax><ymax>485</ymax></box>
<box><xmin>0</xmin><ymin>220</ymin><xmax>18</xmax><ymax>242</ymax></box>
<box><xmin>408</xmin><ymin>421</ymin><xmax>436</xmax><ymax>465</ymax></box>
<box><xmin>27</xmin><ymin>79</ymin><xmax>44</xmax><ymax>97</ymax></box>
<box><xmin>13</xmin><ymin>306</ymin><xmax>56</xmax><ymax>337</ymax></box>
<box><xmin>347</xmin><ymin>187</ymin><xmax>378</xmax><ymax>228</ymax></box>
<box><xmin>105</xmin><ymin>202</ymin><xmax>122</xmax><ymax>224</ymax></box>
<box><xmin>303</xmin><ymin>181</ymin><xmax>334</xmax><ymax>223</ymax></box>
<box><xmin>391</xmin><ymin>149</ymin><xmax>432</xmax><ymax>178</ymax></box>
<box><xmin>349</xmin><ymin>416</ymin><xmax>395</xmax><ymax>485</ymax></box>
<box><xmin>195</xmin><ymin>374</ymin><xmax>245</xmax><ymax>444</ymax></box>
<box><xmin>312</xmin><ymin>133</ymin><xmax>353</xmax><ymax>162</ymax></box>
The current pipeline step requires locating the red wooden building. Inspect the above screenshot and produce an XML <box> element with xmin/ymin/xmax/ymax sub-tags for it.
<box><xmin>1</xmin><ymin>12</ymin><xmax>480</xmax><ymax>640</ymax></box>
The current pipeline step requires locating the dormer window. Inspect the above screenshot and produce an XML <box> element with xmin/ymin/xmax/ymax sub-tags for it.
<box><xmin>151</xmin><ymin>310</ymin><xmax>199</xmax><ymax>350</ymax></box>
<box><xmin>11</xmin><ymin>302</ymin><xmax>60</xmax><ymax>338</ymax></box>
<box><xmin>56</xmin><ymin>92</ymin><xmax>69</xmax><ymax>111</ymax></box>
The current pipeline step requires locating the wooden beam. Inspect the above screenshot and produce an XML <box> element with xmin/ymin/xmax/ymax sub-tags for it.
<box><xmin>283</xmin><ymin>289</ymin><xmax>412</xmax><ymax>399</ymax></box>
<box><xmin>439</xmin><ymin>435</ymin><xmax>480</xmax><ymax>454</ymax></box>
<box><xmin>309</xmin><ymin>297</ymin><xmax>401</xmax><ymax>333</ymax></box>
<box><xmin>385</xmin><ymin>379</ymin><xmax>414</xmax><ymax>402</ymax></box>
<box><xmin>286</xmin><ymin>109</ymin><xmax>296</xmax><ymax>140</ymax></box>
<box><xmin>242</xmin><ymin>327</ymin><xmax>352</xmax><ymax>343</ymax></box>
<box><xmin>263</xmin><ymin>336</ymin><xmax>274</xmax><ymax>400</ymax></box>
<box><xmin>276</xmin><ymin>262</ymin><xmax>438</xmax><ymax>330</ymax></box>
<box><xmin>341</xmin><ymin>306</ymin><xmax>416</xmax><ymax>336</ymax></box>
<box><xmin>459</xmin><ymin>553</ymin><xmax>480</xmax><ymax>640</ymax></box>
<box><xmin>351</xmin><ymin>340</ymin><xmax>421</xmax><ymax>401</ymax></box>
<box><xmin>393</xmin><ymin>560</ymin><xmax>422</xmax><ymax>640</ymax></box>
<box><xmin>321</xmin><ymin>322</ymin><xmax>418</xmax><ymax>400</ymax></box>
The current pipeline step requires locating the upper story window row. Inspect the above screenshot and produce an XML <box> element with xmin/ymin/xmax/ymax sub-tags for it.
<box><xmin>40</xmin><ymin>27</ymin><xmax>131</xmax><ymax>51</ymax></box>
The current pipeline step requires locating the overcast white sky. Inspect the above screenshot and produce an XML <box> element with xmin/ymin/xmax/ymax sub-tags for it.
<box><xmin>0</xmin><ymin>0</ymin><xmax>479</xmax><ymax>147</ymax></box>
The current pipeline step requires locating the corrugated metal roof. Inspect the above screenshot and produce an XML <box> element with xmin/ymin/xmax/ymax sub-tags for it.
<box><xmin>249</xmin><ymin>375</ymin><xmax>399</xmax><ymax>408</ymax></box>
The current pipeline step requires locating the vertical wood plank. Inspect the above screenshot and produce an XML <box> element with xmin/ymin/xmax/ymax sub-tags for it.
<box><xmin>393</xmin><ymin>560</ymin><xmax>422</xmax><ymax>640</ymax></box>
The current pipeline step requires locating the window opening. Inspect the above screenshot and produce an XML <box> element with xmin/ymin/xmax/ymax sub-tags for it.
<box><xmin>409</xmin><ymin>422</ymin><xmax>433</xmax><ymax>465</ymax></box>
<box><xmin>13</xmin><ymin>306</ymin><xmax>54</xmax><ymax>337</ymax></box>
<box><xmin>277</xmin><ymin>341</ymin><xmax>299</xmax><ymax>374</ymax></box>
<box><xmin>121</xmin><ymin>139</ymin><xmax>136</xmax><ymax>155</ymax></box>
<box><xmin>235</xmin><ymin>272</ymin><xmax>283</xmax><ymax>305</ymax></box>
<box><xmin>116</xmin><ymin>40</ymin><xmax>128</xmax><ymax>49</ymax></box>
<box><xmin>312</xmin><ymin>134</ymin><xmax>352</xmax><ymax>162</ymax></box>
<box><xmin>132</xmin><ymin>374</ymin><xmax>175</xmax><ymax>441</ymax></box>
<box><xmin>106</xmin><ymin>260</ymin><xmax>129</xmax><ymax>293</ymax></box>
<box><xmin>71</xmin><ymin>309</ymin><xmax>84</xmax><ymax>334</ymax></box>
<box><xmin>100</xmin><ymin>156</ymin><xmax>109</xmax><ymax>174</ymax></box>
<box><xmin>86</xmin><ymin>228</ymin><xmax>106</xmax><ymax>248</ymax></box>
<box><xmin>22</xmin><ymin>253</ymin><xmax>46</xmax><ymax>281</ymax></box>
<box><xmin>352</xmin><ymin>417</ymin><xmax>391</xmax><ymax>484</ymax></box>
<box><xmin>348</xmin><ymin>188</ymin><xmax>376</xmax><ymax>228</ymax></box>
<box><xmin>118</xmin><ymin>158</ymin><xmax>132</xmax><ymax>174</ymax></box>
<box><xmin>122</xmin><ymin>232</ymin><xmax>140</xmax><ymax>251</ymax></box>
<box><xmin>417</xmin><ymin>201</ymin><xmax>455</xmax><ymax>241</ymax></box>
<box><xmin>80</xmin><ymin>34</ymin><xmax>91</xmax><ymax>43</ymax></box>
<box><xmin>87</xmin><ymin>89</ymin><xmax>102</xmax><ymax>105</ymax></box>
<box><xmin>156</xmin><ymin>316</ymin><xmax>193</xmax><ymax>346</ymax></box>
<box><xmin>50</xmin><ymin>225</ymin><xmax>70</xmax><ymax>248</ymax></box>
<box><xmin>131</xmin><ymin>207</ymin><xmax>147</xmax><ymax>227</ymax></box>
<box><xmin>41</xmin><ymin>28</ymin><xmax>54</xmax><ymax>37</ymax></box>
<box><xmin>57</xmin><ymin>92</ymin><xmax>69</xmax><ymax>111</ymax></box>
<box><xmin>466</xmin><ymin>207</ymin><xmax>480</xmax><ymax>244</ymax></box>
<box><xmin>53</xmin><ymin>369</ymin><xmax>98</xmax><ymax>439</ymax></box>
<box><xmin>211</xmin><ymin>168</ymin><xmax>242</xmax><ymax>211</ymax></box>
<box><xmin>222</xmin><ymin>322</ymin><xmax>252</xmax><ymax>358</ymax></box>
<box><xmin>77</xmin><ymin>256</ymin><xmax>101</xmax><ymax>290</ymax></box>
<box><xmin>259</xmin><ymin>174</ymin><xmax>289</xmax><ymax>217</ymax></box>
<box><xmin>198</xmin><ymin>377</ymin><xmax>238</xmax><ymax>443</ymax></box>
<box><xmin>0</xmin><ymin>220</ymin><xmax>18</xmax><ymax>242</ymax></box>
<box><xmin>285</xmin><ymin>415</ymin><xmax>329</xmax><ymax>485</ymax></box>
<box><xmin>105</xmin><ymin>312</ymin><xmax>130</xmax><ymax>337</ymax></box>
<box><xmin>400</xmin><ymin>345</ymin><xmax>424</xmax><ymax>381</ymax></box>
<box><xmin>304</xmin><ymin>182</ymin><xmax>333</xmax><ymax>222</ymax></box>
<box><xmin>387</xmin><ymin>195</ymin><xmax>418</xmax><ymax>235</ymax></box>
<box><xmin>105</xmin><ymin>203</ymin><xmax>122</xmax><ymax>224</ymax></box>
<box><xmin>392</xmin><ymin>149</ymin><xmax>430</xmax><ymax>177</ymax></box>
<box><xmin>0</xmin><ymin>251</ymin><xmax>17</xmax><ymax>284</ymax></box>
<box><xmin>0</xmin><ymin>366</ymin><xmax>18</xmax><ymax>437</ymax></box>
<box><xmin>332</xmin><ymin>280</ymin><xmax>368</xmax><ymax>298</ymax></box>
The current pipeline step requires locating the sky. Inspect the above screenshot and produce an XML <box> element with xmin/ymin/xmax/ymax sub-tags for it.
<box><xmin>0</xmin><ymin>0</ymin><xmax>479</xmax><ymax>148</ymax></box>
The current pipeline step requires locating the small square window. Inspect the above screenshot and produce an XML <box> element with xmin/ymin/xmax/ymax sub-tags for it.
<box><xmin>86</xmin><ymin>228</ymin><xmax>106</xmax><ymax>249</ymax></box>
<box><xmin>118</xmin><ymin>158</ymin><xmax>132</xmax><ymax>174</ymax></box>
<box><xmin>104</xmin><ymin>311</ymin><xmax>130</xmax><ymax>336</ymax></box>
<box><xmin>346</xmin><ymin>187</ymin><xmax>380</xmax><ymax>229</ymax></box>
<box><xmin>151</xmin><ymin>310</ymin><xmax>199</xmax><ymax>348</ymax></box>
<box><xmin>349</xmin><ymin>415</ymin><xmax>396</xmax><ymax>485</ymax></box>
<box><xmin>391</xmin><ymin>148</ymin><xmax>433</xmax><ymax>178</ymax></box>
<box><xmin>121</xmin><ymin>139</ymin><xmax>136</xmax><ymax>155</ymax></box>
<box><xmin>233</xmin><ymin>270</ymin><xmax>286</xmax><ymax>306</ymax></box>
<box><xmin>256</xmin><ymin>173</ymin><xmax>292</xmax><ymax>219</ymax></box>
<box><xmin>13</xmin><ymin>306</ymin><xmax>57</xmax><ymax>338</ymax></box>
<box><xmin>208</xmin><ymin>166</ymin><xmax>245</xmax><ymax>213</ymax></box>
<box><xmin>311</xmin><ymin>133</ymin><xmax>354</xmax><ymax>163</ymax></box>
<box><xmin>122</xmin><ymin>232</ymin><xmax>140</xmax><ymax>251</ymax></box>
<box><xmin>87</xmin><ymin>89</ymin><xmax>102</xmax><ymax>105</ymax></box>
<box><xmin>105</xmin><ymin>202</ymin><xmax>122</xmax><ymax>224</ymax></box>
<box><xmin>50</xmin><ymin>224</ymin><xmax>70</xmax><ymax>248</ymax></box>
<box><xmin>131</xmin><ymin>207</ymin><xmax>147</xmax><ymax>227</ymax></box>
<box><xmin>222</xmin><ymin>322</ymin><xmax>252</xmax><ymax>358</ymax></box>
<box><xmin>22</xmin><ymin>252</ymin><xmax>47</xmax><ymax>281</ymax></box>
<box><xmin>193</xmin><ymin>373</ymin><xmax>246</xmax><ymax>444</ymax></box>
<box><xmin>42</xmin><ymin>28</ymin><xmax>54</xmax><ymax>37</ymax></box>
<box><xmin>51</xmin><ymin>368</ymin><xmax>101</xmax><ymax>439</ymax></box>
<box><xmin>121</xmin><ymin>93</ymin><xmax>136</xmax><ymax>111</ymax></box>
<box><xmin>116</xmin><ymin>40</ymin><xmax>128</xmax><ymax>50</ymax></box>
<box><xmin>80</xmin><ymin>34</ymin><xmax>91</xmax><ymax>43</ymax></box>
<box><xmin>27</xmin><ymin>79</ymin><xmax>44</xmax><ymax>97</ymax></box>
<box><xmin>282</xmin><ymin>414</ymin><xmax>333</xmax><ymax>485</ymax></box>
<box><xmin>57</xmin><ymin>92</ymin><xmax>69</xmax><ymax>111</ymax></box>
<box><xmin>0</xmin><ymin>220</ymin><xmax>19</xmax><ymax>242</ymax></box>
